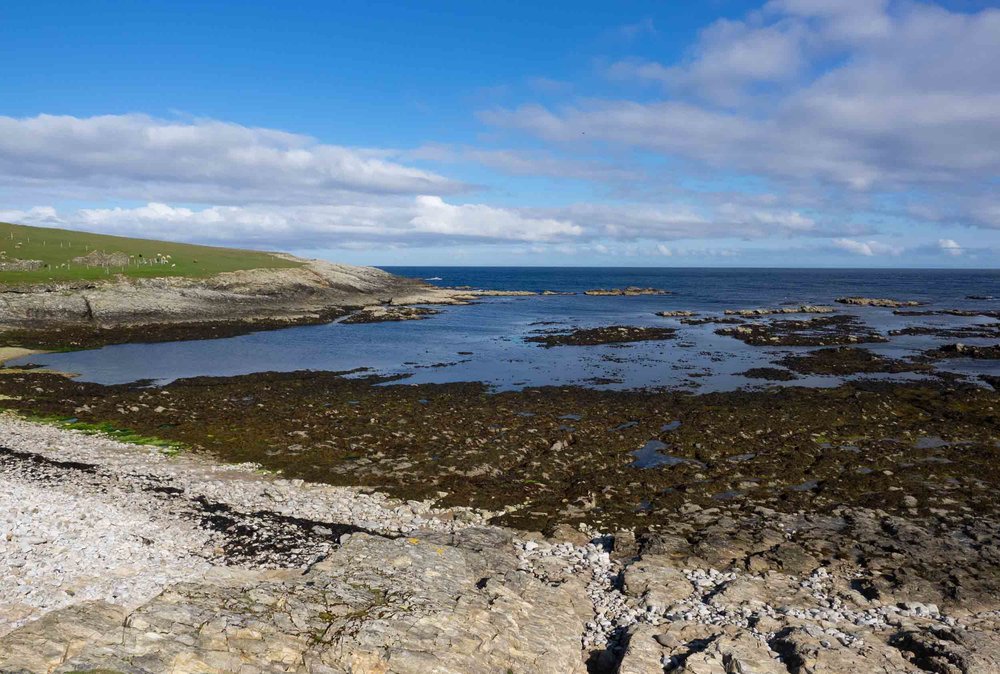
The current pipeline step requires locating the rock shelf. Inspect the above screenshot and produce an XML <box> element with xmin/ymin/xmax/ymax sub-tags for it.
<box><xmin>2</xmin><ymin>414</ymin><xmax>1000</xmax><ymax>672</ymax></box>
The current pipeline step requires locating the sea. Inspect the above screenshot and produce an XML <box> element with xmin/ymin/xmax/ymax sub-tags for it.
<box><xmin>12</xmin><ymin>267</ymin><xmax>1000</xmax><ymax>390</ymax></box>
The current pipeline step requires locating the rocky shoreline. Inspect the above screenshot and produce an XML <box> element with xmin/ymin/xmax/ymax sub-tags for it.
<box><xmin>0</xmin><ymin>257</ymin><xmax>506</xmax><ymax>350</ymax></box>
<box><xmin>2</xmin><ymin>413</ymin><xmax>999</xmax><ymax>672</ymax></box>
<box><xmin>1</xmin><ymin>271</ymin><xmax>999</xmax><ymax>671</ymax></box>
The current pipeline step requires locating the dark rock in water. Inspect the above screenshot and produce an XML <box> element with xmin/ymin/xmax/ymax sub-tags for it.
<box><xmin>526</xmin><ymin>325</ymin><xmax>676</xmax><ymax>347</ymax></box>
<box><xmin>680</xmin><ymin>315</ymin><xmax>745</xmax><ymax>325</ymax></box>
<box><xmin>717</xmin><ymin>315</ymin><xmax>887</xmax><ymax>346</ymax></box>
<box><xmin>724</xmin><ymin>305</ymin><xmax>834</xmax><ymax>316</ymax></box>
<box><xmin>342</xmin><ymin>305</ymin><xmax>440</xmax><ymax>324</ymax></box>
<box><xmin>740</xmin><ymin>367</ymin><xmax>798</xmax><ymax>381</ymax></box>
<box><xmin>928</xmin><ymin>343</ymin><xmax>1000</xmax><ymax>360</ymax></box>
<box><xmin>890</xmin><ymin>324</ymin><xmax>1000</xmax><ymax>339</ymax></box>
<box><xmin>584</xmin><ymin>287</ymin><xmax>672</xmax><ymax>296</ymax></box>
<box><xmin>778</xmin><ymin>347</ymin><xmax>931</xmax><ymax>375</ymax></box>
<box><xmin>895</xmin><ymin>308</ymin><xmax>1000</xmax><ymax>318</ymax></box>
<box><xmin>836</xmin><ymin>296</ymin><xmax>922</xmax><ymax>307</ymax></box>
<box><xmin>967</xmin><ymin>295</ymin><xmax>994</xmax><ymax>300</ymax></box>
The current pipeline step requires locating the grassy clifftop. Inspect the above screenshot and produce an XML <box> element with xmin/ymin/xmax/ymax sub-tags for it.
<box><xmin>0</xmin><ymin>222</ymin><xmax>302</xmax><ymax>284</ymax></box>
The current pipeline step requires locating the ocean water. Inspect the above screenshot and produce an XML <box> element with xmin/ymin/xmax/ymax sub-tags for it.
<box><xmin>13</xmin><ymin>267</ymin><xmax>1000</xmax><ymax>390</ymax></box>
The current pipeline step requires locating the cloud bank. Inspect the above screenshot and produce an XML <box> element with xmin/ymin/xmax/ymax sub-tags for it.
<box><xmin>0</xmin><ymin>1</ymin><xmax>995</xmax><ymax>263</ymax></box>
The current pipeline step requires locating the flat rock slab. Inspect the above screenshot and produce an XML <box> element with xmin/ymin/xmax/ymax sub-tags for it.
<box><xmin>0</xmin><ymin>533</ymin><xmax>590</xmax><ymax>673</ymax></box>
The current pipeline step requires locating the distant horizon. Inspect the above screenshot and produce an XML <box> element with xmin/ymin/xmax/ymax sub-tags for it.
<box><xmin>377</xmin><ymin>264</ymin><xmax>1000</xmax><ymax>271</ymax></box>
<box><xmin>1</xmin><ymin>1</ymin><xmax>997</xmax><ymax>268</ymax></box>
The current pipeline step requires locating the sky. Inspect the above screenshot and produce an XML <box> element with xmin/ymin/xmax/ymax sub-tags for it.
<box><xmin>0</xmin><ymin>0</ymin><xmax>998</xmax><ymax>268</ymax></box>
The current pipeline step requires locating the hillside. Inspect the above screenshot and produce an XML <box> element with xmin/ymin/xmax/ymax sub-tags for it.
<box><xmin>0</xmin><ymin>221</ymin><xmax>302</xmax><ymax>284</ymax></box>
<box><xmin>0</xmin><ymin>223</ymin><xmax>477</xmax><ymax>350</ymax></box>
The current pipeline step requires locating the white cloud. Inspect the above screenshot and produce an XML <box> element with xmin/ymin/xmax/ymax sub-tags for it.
<box><xmin>0</xmin><ymin>114</ymin><xmax>466</xmax><ymax>204</ymax></box>
<box><xmin>21</xmin><ymin>198</ymin><xmax>582</xmax><ymax>247</ymax></box>
<box><xmin>486</xmin><ymin>3</ymin><xmax>1000</xmax><ymax>202</ymax></box>
<box><xmin>607</xmin><ymin>19</ymin><xmax>807</xmax><ymax>104</ymax></box>
<box><xmin>410</xmin><ymin>196</ymin><xmax>581</xmax><ymax>242</ymax></box>
<box><xmin>832</xmin><ymin>238</ymin><xmax>901</xmax><ymax>256</ymax></box>
<box><xmin>938</xmin><ymin>239</ymin><xmax>963</xmax><ymax>256</ymax></box>
<box><xmin>406</xmin><ymin>144</ymin><xmax>640</xmax><ymax>182</ymax></box>
<box><xmin>0</xmin><ymin>206</ymin><xmax>63</xmax><ymax>226</ymax></box>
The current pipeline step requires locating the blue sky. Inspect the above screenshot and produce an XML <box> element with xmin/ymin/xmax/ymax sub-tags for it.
<box><xmin>1</xmin><ymin>0</ymin><xmax>997</xmax><ymax>267</ymax></box>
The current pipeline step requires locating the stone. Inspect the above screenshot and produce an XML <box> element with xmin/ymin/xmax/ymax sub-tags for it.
<box><xmin>0</xmin><ymin>534</ymin><xmax>590</xmax><ymax>673</ymax></box>
<box><xmin>622</xmin><ymin>554</ymin><xmax>694</xmax><ymax>611</ymax></box>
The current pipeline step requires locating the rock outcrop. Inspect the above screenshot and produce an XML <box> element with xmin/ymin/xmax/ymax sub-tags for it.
<box><xmin>836</xmin><ymin>297</ymin><xmax>922</xmax><ymax>308</ymax></box>
<box><xmin>3</xmin><ymin>414</ymin><xmax>1000</xmax><ymax>673</ymax></box>
<box><xmin>0</xmin><ymin>257</ymin><xmax>479</xmax><ymax>342</ymax></box>
<box><xmin>584</xmin><ymin>287</ymin><xmax>671</xmax><ymax>296</ymax></box>
<box><xmin>724</xmin><ymin>305</ymin><xmax>835</xmax><ymax>316</ymax></box>
<box><xmin>1</xmin><ymin>533</ymin><xmax>590</xmax><ymax>674</ymax></box>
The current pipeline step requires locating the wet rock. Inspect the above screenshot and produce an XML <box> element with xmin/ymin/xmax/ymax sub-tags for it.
<box><xmin>778</xmin><ymin>347</ymin><xmax>931</xmax><ymax>375</ymax></box>
<box><xmin>836</xmin><ymin>297</ymin><xmax>922</xmax><ymax>308</ymax></box>
<box><xmin>725</xmin><ymin>305</ymin><xmax>835</xmax><ymax>316</ymax></box>
<box><xmin>341</xmin><ymin>305</ymin><xmax>440</xmax><ymax>324</ymax></box>
<box><xmin>928</xmin><ymin>343</ymin><xmax>1000</xmax><ymax>360</ymax></box>
<box><xmin>526</xmin><ymin>325</ymin><xmax>677</xmax><ymax>347</ymax></box>
<box><xmin>740</xmin><ymin>367</ymin><xmax>798</xmax><ymax>381</ymax></box>
<box><xmin>584</xmin><ymin>287</ymin><xmax>671</xmax><ymax>296</ymax></box>
<box><xmin>717</xmin><ymin>315</ymin><xmax>888</xmax><ymax>346</ymax></box>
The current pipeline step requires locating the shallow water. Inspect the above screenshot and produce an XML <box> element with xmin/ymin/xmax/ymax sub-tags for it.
<box><xmin>12</xmin><ymin>267</ymin><xmax>999</xmax><ymax>390</ymax></box>
<box><xmin>631</xmin><ymin>440</ymin><xmax>692</xmax><ymax>469</ymax></box>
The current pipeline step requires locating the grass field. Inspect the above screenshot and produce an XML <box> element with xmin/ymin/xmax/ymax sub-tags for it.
<box><xmin>0</xmin><ymin>221</ymin><xmax>302</xmax><ymax>284</ymax></box>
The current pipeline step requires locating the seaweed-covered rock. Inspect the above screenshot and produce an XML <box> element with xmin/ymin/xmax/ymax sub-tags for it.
<box><xmin>928</xmin><ymin>343</ymin><xmax>1000</xmax><ymax>359</ymax></box>
<box><xmin>584</xmin><ymin>287</ymin><xmax>671</xmax><ymax>296</ymax></box>
<box><xmin>836</xmin><ymin>297</ymin><xmax>921</xmax><ymax>308</ymax></box>
<box><xmin>526</xmin><ymin>325</ymin><xmax>677</xmax><ymax>347</ymax></box>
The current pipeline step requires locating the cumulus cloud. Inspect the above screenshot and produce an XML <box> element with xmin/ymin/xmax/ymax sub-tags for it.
<box><xmin>832</xmin><ymin>238</ymin><xmax>901</xmax><ymax>256</ymax></box>
<box><xmin>0</xmin><ymin>206</ymin><xmax>63</xmax><ymax>226</ymax></box>
<box><xmin>1</xmin><ymin>4</ymin><xmax>994</xmax><ymax>258</ymax></box>
<box><xmin>486</xmin><ymin>3</ymin><xmax>1000</xmax><ymax>200</ymax></box>
<box><xmin>606</xmin><ymin>20</ymin><xmax>806</xmax><ymax>104</ymax></box>
<box><xmin>406</xmin><ymin>144</ymin><xmax>640</xmax><ymax>182</ymax></box>
<box><xmin>7</xmin><ymin>196</ymin><xmax>831</xmax><ymax>250</ymax></box>
<box><xmin>540</xmin><ymin>201</ymin><xmax>815</xmax><ymax>241</ymax></box>
<box><xmin>409</xmin><ymin>196</ymin><xmax>581</xmax><ymax>241</ymax></box>
<box><xmin>0</xmin><ymin>114</ymin><xmax>466</xmax><ymax>204</ymax></box>
<box><xmin>21</xmin><ymin>198</ymin><xmax>582</xmax><ymax>247</ymax></box>
<box><xmin>938</xmin><ymin>239</ymin><xmax>963</xmax><ymax>256</ymax></box>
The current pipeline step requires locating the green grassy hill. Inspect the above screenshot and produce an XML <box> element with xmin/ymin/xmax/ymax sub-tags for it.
<box><xmin>0</xmin><ymin>221</ymin><xmax>302</xmax><ymax>284</ymax></box>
